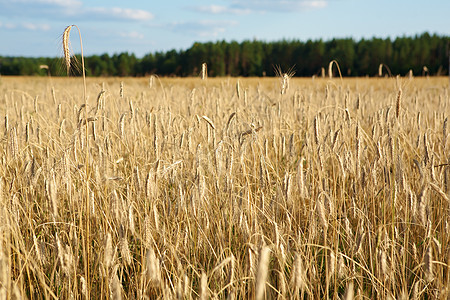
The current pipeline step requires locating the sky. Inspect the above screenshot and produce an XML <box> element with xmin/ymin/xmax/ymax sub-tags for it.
<box><xmin>0</xmin><ymin>0</ymin><xmax>449</xmax><ymax>58</ymax></box>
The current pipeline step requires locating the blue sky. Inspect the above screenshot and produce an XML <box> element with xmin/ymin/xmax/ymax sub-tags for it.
<box><xmin>0</xmin><ymin>0</ymin><xmax>449</xmax><ymax>57</ymax></box>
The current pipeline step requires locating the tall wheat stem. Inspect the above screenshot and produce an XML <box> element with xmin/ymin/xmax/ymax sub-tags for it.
<box><xmin>63</xmin><ymin>24</ymin><xmax>90</xmax><ymax>299</ymax></box>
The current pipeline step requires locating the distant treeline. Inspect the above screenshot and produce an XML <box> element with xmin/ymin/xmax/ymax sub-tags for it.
<box><xmin>1</xmin><ymin>32</ymin><xmax>449</xmax><ymax>77</ymax></box>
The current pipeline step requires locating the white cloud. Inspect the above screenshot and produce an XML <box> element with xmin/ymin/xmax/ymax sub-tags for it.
<box><xmin>169</xmin><ymin>20</ymin><xmax>238</xmax><ymax>38</ymax></box>
<box><xmin>22</xmin><ymin>23</ymin><xmax>37</xmax><ymax>30</ymax></box>
<box><xmin>88</xmin><ymin>7</ymin><xmax>154</xmax><ymax>22</ymax></box>
<box><xmin>0</xmin><ymin>0</ymin><xmax>154</xmax><ymax>23</ymax></box>
<box><xmin>5</xmin><ymin>0</ymin><xmax>82</xmax><ymax>8</ymax></box>
<box><xmin>193</xmin><ymin>5</ymin><xmax>251</xmax><ymax>15</ymax></box>
<box><xmin>301</xmin><ymin>0</ymin><xmax>327</xmax><ymax>9</ymax></box>
<box><xmin>6</xmin><ymin>0</ymin><xmax>79</xmax><ymax>4</ymax></box>
<box><xmin>0</xmin><ymin>21</ymin><xmax>51</xmax><ymax>31</ymax></box>
<box><xmin>0</xmin><ymin>22</ymin><xmax>51</xmax><ymax>31</ymax></box>
<box><xmin>0</xmin><ymin>22</ymin><xmax>17</xmax><ymax>29</ymax></box>
<box><xmin>22</xmin><ymin>22</ymin><xmax>51</xmax><ymax>31</ymax></box>
<box><xmin>119</xmin><ymin>31</ymin><xmax>145</xmax><ymax>40</ymax></box>
<box><xmin>37</xmin><ymin>0</ymin><xmax>81</xmax><ymax>7</ymax></box>
<box><xmin>228</xmin><ymin>0</ymin><xmax>329</xmax><ymax>13</ymax></box>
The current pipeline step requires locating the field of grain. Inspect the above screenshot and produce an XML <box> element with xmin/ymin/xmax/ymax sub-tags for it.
<box><xmin>0</xmin><ymin>75</ymin><xmax>448</xmax><ymax>299</ymax></box>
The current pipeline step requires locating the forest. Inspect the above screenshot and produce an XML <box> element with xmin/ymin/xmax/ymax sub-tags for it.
<box><xmin>0</xmin><ymin>32</ymin><xmax>448</xmax><ymax>77</ymax></box>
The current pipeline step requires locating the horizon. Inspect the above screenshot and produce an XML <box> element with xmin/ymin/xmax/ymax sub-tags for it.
<box><xmin>1</xmin><ymin>0</ymin><xmax>450</xmax><ymax>58</ymax></box>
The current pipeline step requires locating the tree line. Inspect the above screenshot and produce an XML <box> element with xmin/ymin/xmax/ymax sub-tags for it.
<box><xmin>0</xmin><ymin>32</ymin><xmax>448</xmax><ymax>77</ymax></box>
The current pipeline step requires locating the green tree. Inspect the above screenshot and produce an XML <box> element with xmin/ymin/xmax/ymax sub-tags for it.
<box><xmin>1</xmin><ymin>33</ymin><xmax>449</xmax><ymax>77</ymax></box>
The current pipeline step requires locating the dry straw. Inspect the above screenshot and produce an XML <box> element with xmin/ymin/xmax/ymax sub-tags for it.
<box><xmin>201</xmin><ymin>115</ymin><xmax>215</xmax><ymax>130</ymax></box>
<box><xmin>2</xmin><ymin>50</ymin><xmax>449</xmax><ymax>299</ymax></box>
<box><xmin>328</xmin><ymin>60</ymin><xmax>343</xmax><ymax>83</ymax></box>
<box><xmin>443</xmin><ymin>117</ymin><xmax>448</xmax><ymax>149</ymax></box>
<box><xmin>255</xmin><ymin>247</ymin><xmax>270</xmax><ymax>300</ymax></box>
<box><xmin>274</xmin><ymin>65</ymin><xmax>295</xmax><ymax>95</ymax></box>
<box><xmin>110</xmin><ymin>274</ymin><xmax>122</xmax><ymax>300</ymax></box>
<box><xmin>4</xmin><ymin>115</ymin><xmax>8</xmax><ymax>135</ymax></box>
<box><xmin>423</xmin><ymin>245</ymin><xmax>433</xmax><ymax>282</ymax></box>
<box><xmin>378</xmin><ymin>63</ymin><xmax>392</xmax><ymax>77</ymax></box>
<box><xmin>313</xmin><ymin>116</ymin><xmax>320</xmax><ymax>145</ymax></box>
<box><xmin>146</xmin><ymin>247</ymin><xmax>162</xmax><ymax>286</ymax></box>
<box><xmin>395</xmin><ymin>88</ymin><xmax>402</xmax><ymax>119</ymax></box>
<box><xmin>236</xmin><ymin>80</ymin><xmax>241</xmax><ymax>99</ymax></box>
<box><xmin>317</xmin><ymin>197</ymin><xmax>328</xmax><ymax>230</ymax></box>
<box><xmin>199</xmin><ymin>272</ymin><xmax>208</xmax><ymax>300</ymax></box>
<box><xmin>344</xmin><ymin>281</ymin><xmax>354</xmax><ymax>300</ymax></box>
<box><xmin>292</xmin><ymin>253</ymin><xmax>305</xmax><ymax>290</ymax></box>
<box><xmin>201</xmin><ymin>63</ymin><xmax>207</xmax><ymax>80</ymax></box>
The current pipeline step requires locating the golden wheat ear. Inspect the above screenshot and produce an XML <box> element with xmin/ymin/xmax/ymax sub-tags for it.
<box><xmin>62</xmin><ymin>24</ymin><xmax>85</xmax><ymax>78</ymax></box>
<box><xmin>201</xmin><ymin>63</ymin><xmax>207</xmax><ymax>80</ymax></box>
<box><xmin>63</xmin><ymin>25</ymin><xmax>73</xmax><ymax>75</ymax></box>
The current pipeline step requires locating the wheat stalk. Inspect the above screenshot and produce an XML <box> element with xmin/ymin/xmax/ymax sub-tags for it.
<box><xmin>344</xmin><ymin>281</ymin><xmax>354</xmax><ymax>300</ymax></box>
<box><xmin>63</xmin><ymin>24</ymin><xmax>90</xmax><ymax>298</ymax></box>
<box><xmin>199</xmin><ymin>272</ymin><xmax>208</xmax><ymax>300</ymax></box>
<box><xmin>255</xmin><ymin>247</ymin><xmax>270</xmax><ymax>300</ymax></box>
<box><xmin>328</xmin><ymin>60</ymin><xmax>343</xmax><ymax>83</ymax></box>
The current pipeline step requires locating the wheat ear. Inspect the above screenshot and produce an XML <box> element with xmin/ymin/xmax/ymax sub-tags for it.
<box><xmin>201</xmin><ymin>63</ymin><xmax>207</xmax><ymax>80</ymax></box>
<box><xmin>62</xmin><ymin>25</ymin><xmax>86</xmax><ymax>99</ymax></box>
<box><xmin>395</xmin><ymin>88</ymin><xmax>402</xmax><ymax>119</ymax></box>
<box><xmin>63</xmin><ymin>26</ymin><xmax>72</xmax><ymax>74</ymax></box>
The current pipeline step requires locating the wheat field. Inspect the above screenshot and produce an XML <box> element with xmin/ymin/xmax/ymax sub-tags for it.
<box><xmin>0</xmin><ymin>75</ymin><xmax>448</xmax><ymax>299</ymax></box>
